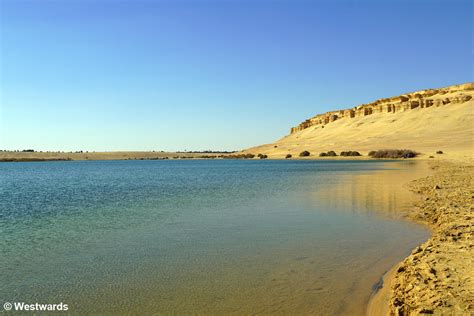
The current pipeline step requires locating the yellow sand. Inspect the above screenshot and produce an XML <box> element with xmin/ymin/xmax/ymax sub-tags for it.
<box><xmin>244</xmin><ymin>87</ymin><xmax>473</xmax><ymax>159</ymax></box>
<box><xmin>0</xmin><ymin>151</ymin><xmax>224</xmax><ymax>161</ymax></box>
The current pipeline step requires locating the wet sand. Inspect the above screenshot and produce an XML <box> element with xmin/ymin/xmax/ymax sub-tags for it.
<box><xmin>3</xmin><ymin>155</ymin><xmax>466</xmax><ymax>313</ymax></box>
<box><xmin>368</xmin><ymin>160</ymin><xmax>474</xmax><ymax>315</ymax></box>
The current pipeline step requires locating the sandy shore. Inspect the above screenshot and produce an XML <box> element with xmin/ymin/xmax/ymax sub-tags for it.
<box><xmin>368</xmin><ymin>160</ymin><xmax>473</xmax><ymax>315</ymax></box>
<box><xmin>3</xmin><ymin>149</ymin><xmax>471</xmax><ymax>314</ymax></box>
<box><xmin>0</xmin><ymin>151</ymin><xmax>227</xmax><ymax>162</ymax></box>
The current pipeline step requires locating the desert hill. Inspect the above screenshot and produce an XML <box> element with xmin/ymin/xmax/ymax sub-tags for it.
<box><xmin>244</xmin><ymin>83</ymin><xmax>474</xmax><ymax>158</ymax></box>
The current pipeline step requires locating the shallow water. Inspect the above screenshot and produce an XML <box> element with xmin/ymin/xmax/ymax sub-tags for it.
<box><xmin>0</xmin><ymin>160</ymin><xmax>429</xmax><ymax>315</ymax></box>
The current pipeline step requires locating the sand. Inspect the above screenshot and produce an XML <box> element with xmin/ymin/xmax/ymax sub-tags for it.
<box><xmin>3</xmin><ymin>155</ymin><xmax>472</xmax><ymax>314</ymax></box>
<box><xmin>368</xmin><ymin>160</ymin><xmax>474</xmax><ymax>315</ymax></box>
<box><xmin>243</xmin><ymin>83</ymin><xmax>474</xmax><ymax>314</ymax></box>
<box><xmin>0</xmin><ymin>151</ymin><xmax>225</xmax><ymax>162</ymax></box>
<box><xmin>243</xmin><ymin>83</ymin><xmax>473</xmax><ymax>315</ymax></box>
<box><xmin>2</xmin><ymin>82</ymin><xmax>472</xmax><ymax>314</ymax></box>
<box><xmin>243</xmin><ymin>89</ymin><xmax>473</xmax><ymax>160</ymax></box>
<box><xmin>367</xmin><ymin>268</ymin><xmax>395</xmax><ymax>316</ymax></box>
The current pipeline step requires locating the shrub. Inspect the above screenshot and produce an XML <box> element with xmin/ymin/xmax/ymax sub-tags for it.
<box><xmin>259</xmin><ymin>154</ymin><xmax>268</xmax><ymax>159</ymax></box>
<box><xmin>340</xmin><ymin>151</ymin><xmax>362</xmax><ymax>156</ymax></box>
<box><xmin>285</xmin><ymin>154</ymin><xmax>292</xmax><ymax>159</ymax></box>
<box><xmin>436</xmin><ymin>150</ymin><xmax>443</xmax><ymax>154</ymax></box>
<box><xmin>368</xmin><ymin>151</ymin><xmax>376</xmax><ymax>157</ymax></box>
<box><xmin>319</xmin><ymin>152</ymin><xmax>327</xmax><ymax>157</ymax></box>
<box><xmin>369</xmin><ymin>149</ymin><xmax>419</xmax><ymax>159</ymax></box>
<box><xmin>222</xmin><ymin>153</ymin><xmax>255</xmax><ymax>159</ymax></box>
<box><xmin>327</xmin><ymin>150</ymin><xmax>337</xmax><ymax>157</ymax></box>
<box><xmin>402</xmin><ymin>151</ymin><xmax>417</xmax><ymax>158</ymax></box>
<box><xmin>299</xmin><ymin>151</ymin><xmax>310</xmax><ymax>157</ymax></box>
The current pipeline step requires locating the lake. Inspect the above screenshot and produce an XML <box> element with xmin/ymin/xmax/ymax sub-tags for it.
<box><xmin>0</xmin><ymin>160</ymin><xmax>429</xmax><ymax>315</ymax></box>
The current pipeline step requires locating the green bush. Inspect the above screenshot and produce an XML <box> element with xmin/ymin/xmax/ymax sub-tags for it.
<box><xmin>299</xmin><ymin>151</ymin><xmax>310</xmax><ymax>157</ymax></box>
<box><xmin>285</xmin><ymin>154</ymin><xmax>292</xmax><ymax>159</ymax></box>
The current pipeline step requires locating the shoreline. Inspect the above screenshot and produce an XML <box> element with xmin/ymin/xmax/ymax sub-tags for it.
<box><xmin>367</xmin><ymin>266</ymin><xmax>397</xmax><ymax>316</ymax></box>
<box><xmin>367</xmin><ymin>159</ymin><xmax>473</xmax><ymax>315</ymax></box>
<box><xmin>2</xmin><ymin>152</ymin><xmax>471</xmax><ymax>313</ymax></box>
<box><xmin>0</xmin><ymin>151</ymin><xmax>228</xmax><ymax>162</ymax></box>
<box><xmin>0</xmin><ymin>149</ymin><xmax>447</xmax><ymax>162</ymax></box>
<box><xmin>1</xmin><ymin>156</ymin><xmax>432</xmax><ymax>315</ymax></box>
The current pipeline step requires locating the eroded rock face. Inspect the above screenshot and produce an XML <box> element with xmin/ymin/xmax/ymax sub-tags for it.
<box><xmin>290</xmin><ymin>83</ymin><xmax>474</xmax><ymax>134</ymax></box>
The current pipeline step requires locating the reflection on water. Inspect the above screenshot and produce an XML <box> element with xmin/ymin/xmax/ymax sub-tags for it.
<box><xmin>0</xmin><ymin>160</ymin><xmax>430</xmax><ymax>315</ymax></box>
<box><xmin>314</xmin><ymin>161</ymin><xmax>431</xmax><ymax>218</ymax></box>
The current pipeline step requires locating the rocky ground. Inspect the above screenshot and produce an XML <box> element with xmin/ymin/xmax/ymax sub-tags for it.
<box><xmin>389</xmin><ymin>162</ymin><xmax>473</xmax><ymax>315</ymax></box>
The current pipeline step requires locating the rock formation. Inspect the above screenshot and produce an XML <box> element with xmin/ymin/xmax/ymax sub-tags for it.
<box><xmin>290</xmin><ymin>83</ymin><xmax>474</xmax><ymax>134</ymax></box>
<box><xmin>243</xmin><ymin>82</ymin><xmax>474</xmax><ymax>157</ymax></box>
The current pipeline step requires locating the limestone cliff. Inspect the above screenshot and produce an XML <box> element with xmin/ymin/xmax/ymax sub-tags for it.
<box><xmin>290</xmin><ymin>83</ymin><xmax>474</xmax><ymax>134</ymax></box>
<box><xmin>244</xmin><ymin>83</ymin><xmax>474</xmax><ymax>158</ymax></box>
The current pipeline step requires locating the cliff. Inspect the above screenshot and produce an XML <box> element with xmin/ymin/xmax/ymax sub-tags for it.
<box><xmin>244</xmin><ymin>83</ymin><xmax>474</xmax><ymax>158</ymax></box>
<box><xmin>290</xmin><ymin>83</ymin><xmax>474</xmax><ymax>134</ymax></box>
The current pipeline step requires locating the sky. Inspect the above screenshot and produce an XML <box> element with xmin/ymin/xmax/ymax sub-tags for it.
<box><xmin>0</xmin><ymin>0</ymin><xmax>472</xmax><ymax>152</ymax></box>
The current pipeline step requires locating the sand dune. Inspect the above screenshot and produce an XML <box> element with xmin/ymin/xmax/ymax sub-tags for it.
<box><xmin>244</xmin><ymin>83</ymin><xmax>474</xmax><ymax>159</ymax></box>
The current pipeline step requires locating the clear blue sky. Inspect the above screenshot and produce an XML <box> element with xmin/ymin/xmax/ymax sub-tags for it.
<box><xmin>0</xmin><ymin>0</ymin><xmax>472</xmax><ymax>152</ymax></box>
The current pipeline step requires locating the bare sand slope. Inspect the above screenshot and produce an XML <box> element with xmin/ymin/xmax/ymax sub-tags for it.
<box><xmin>244</xmin><ymin>83</ymin><xmax>474</xmax><ymax>158</ymax></box>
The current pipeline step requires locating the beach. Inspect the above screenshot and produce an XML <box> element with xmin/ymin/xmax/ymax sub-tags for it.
<box><xmin>0</xmin><ymin>154</ymin><xmax>471</xmax><ymax>314</ymax></box>
<box><xmin>368</xmin><ymin>159</ymin><xmax>474</xmax><ymax>315</ymax></box>
<box><xmin>2</xmin><ymin>0</ymin><xmax>471</xmax><ymax>314</ymax></box>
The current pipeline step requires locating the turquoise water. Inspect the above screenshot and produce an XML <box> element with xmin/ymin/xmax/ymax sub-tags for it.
<box><xmin>0</xmin><ymin>160</ymin><xmax>429</xmax><ymax>314</ymax></box>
